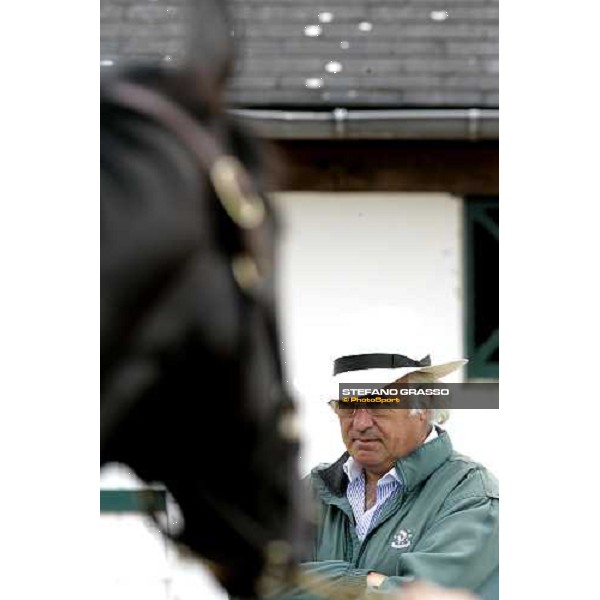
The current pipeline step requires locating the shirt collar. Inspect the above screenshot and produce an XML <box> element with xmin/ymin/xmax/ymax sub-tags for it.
<box><xmin>342</xmin><ymin>426</ymin><xmax>438</xmax><ymax>484</ymax></box>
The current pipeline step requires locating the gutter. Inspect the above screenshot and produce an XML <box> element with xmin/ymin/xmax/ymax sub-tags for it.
<box><xmin>229</xmin><ymin>108</ymin><xmax>499</xmax><ymax>141</ymax></box>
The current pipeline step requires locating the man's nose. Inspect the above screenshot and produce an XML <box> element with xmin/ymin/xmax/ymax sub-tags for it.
<box><xmin>352</xmin><ymin>409</ymin><xmax>375</xmax><ymax>431</ymax></box>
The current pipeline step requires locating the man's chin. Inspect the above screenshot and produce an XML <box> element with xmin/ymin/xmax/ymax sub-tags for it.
<box><xmin>351</xmin><ymin>444</ymin><xmax>384</xmax><ymax>466</ymax></box>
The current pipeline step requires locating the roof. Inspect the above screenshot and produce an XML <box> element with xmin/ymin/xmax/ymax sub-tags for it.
<box><xmin>101</xmin><ymin>0</ymin><xmax>498</xmax><ymax>109</ymax></box>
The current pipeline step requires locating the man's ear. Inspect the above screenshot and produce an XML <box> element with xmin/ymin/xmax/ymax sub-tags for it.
<box><xmin>410</xmin><ymin>408</ymin><xmax>429</xmax><ymax>423</ymax></box>
<box><xmin>418</xmin><ymin>409</ymin><xmax>430</xmax><ymax>424</ymax></box>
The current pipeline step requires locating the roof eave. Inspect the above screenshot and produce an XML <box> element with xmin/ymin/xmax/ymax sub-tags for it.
<box><xmin>230</xmin><ymin>108</ymin><xmax>499</xmax><ymax>141</ymax></box>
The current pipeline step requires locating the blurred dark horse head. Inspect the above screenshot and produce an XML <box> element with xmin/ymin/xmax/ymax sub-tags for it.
<box><xmin>101</xmin><ymin>1</ymin><xmax>302</xmax><ymax>596</ymax></box>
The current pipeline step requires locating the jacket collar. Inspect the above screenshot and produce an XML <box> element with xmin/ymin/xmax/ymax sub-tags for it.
<box><xmin>313</xmin><ymin>428</ymin><xmax>453</xmax><ymax>497</ymax></box>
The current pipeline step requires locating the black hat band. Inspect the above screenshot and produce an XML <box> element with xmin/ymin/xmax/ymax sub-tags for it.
<box><xmin>333</xmin><ymin>353</ymin><xmax>432</xmax><ymax>375</ymax></box>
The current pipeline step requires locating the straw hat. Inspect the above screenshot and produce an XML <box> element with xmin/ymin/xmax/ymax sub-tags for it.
<box><xmin>327</xmin><ymin>352</ymin><xmax>467</xmax><ymax>400</ymax></box>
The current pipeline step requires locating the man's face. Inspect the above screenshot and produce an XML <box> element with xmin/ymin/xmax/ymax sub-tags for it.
<box><xmin>339</xmin><ymin>407</ymin><xmax>428</xmax><ymax>475</ymax></box>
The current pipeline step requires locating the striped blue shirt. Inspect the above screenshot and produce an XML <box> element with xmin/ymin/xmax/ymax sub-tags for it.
<box><xmin>343</xmin><ymin>457</ymin><xmax>401</xmax><ymax>541</ymax></box>
<box><xmin>343</xmin><ymin>427</ymin><xmax>437</xmax><ymax>541</ymax></box>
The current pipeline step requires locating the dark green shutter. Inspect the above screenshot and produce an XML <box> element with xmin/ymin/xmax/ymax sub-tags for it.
<box><xmin>464</xmin><ymin>197</ymin><xmax>499</xmax><ymax>380</ymax></box>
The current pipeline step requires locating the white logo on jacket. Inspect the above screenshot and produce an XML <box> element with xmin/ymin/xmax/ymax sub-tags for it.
<box><xmin>391</xmin><ymin>529</ymin><xmax>413</xmax><ymax>549</ymax></box>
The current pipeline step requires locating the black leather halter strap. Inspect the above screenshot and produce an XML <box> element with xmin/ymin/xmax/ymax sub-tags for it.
<box><xmin>333</xmin><ymin>353</ymin><xmax>431</xmax><ymax>375</ymax></box>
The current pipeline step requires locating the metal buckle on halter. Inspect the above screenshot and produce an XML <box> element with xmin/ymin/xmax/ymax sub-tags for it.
<box><xmin>210</xmin><ymin>155</ymin><xmax>266</xmax><ymax>229</ymax></box>
<box><xmin>231</xmin><ymin>254</ymin><xmax>262</xmax><ymax>291</ymax></box>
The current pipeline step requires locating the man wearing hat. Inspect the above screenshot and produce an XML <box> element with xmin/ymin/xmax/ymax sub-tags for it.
<box><xmin>298</xmin><ymin>351</ymin><xmax>498</xmax><ymax>600</ymax></box>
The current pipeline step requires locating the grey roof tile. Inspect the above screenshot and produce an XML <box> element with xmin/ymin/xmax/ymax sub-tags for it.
<box><xmin>101</xmin><ymin>0</ymin><xmax>498</xmax><ymax>108</ymax></box>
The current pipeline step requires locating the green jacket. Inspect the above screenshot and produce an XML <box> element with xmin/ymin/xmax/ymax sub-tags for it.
<box><xmin>297</xmin><ymin>430</ymin><xmax>498</xmax><ymax>599</ymax></box>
